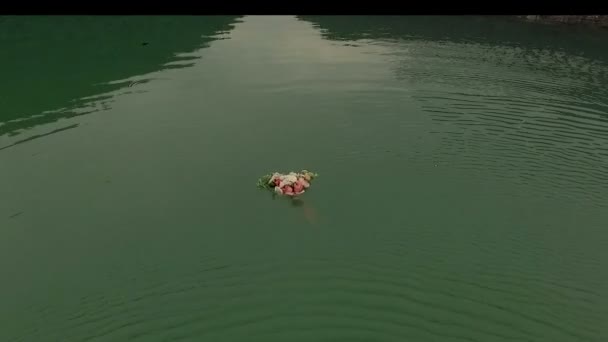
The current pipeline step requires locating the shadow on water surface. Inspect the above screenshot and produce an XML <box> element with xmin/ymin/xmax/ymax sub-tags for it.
<box><xmin>0</xmin><ymin>15</ymin><xmax>242</xmax><ymax>145</ymax></box>
<box><xmin>274</xmin><ymin>195</ymin><xmax>319</xmax><ymax>225</ymax></box>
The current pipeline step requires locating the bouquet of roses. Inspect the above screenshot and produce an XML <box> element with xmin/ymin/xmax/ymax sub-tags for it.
<box><xmin>257</xmin><ymin>170</ymin><xmax>318</xmax><ymax>197</ymax></box>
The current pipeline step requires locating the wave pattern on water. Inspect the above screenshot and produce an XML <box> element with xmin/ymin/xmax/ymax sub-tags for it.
<box><xmin>391</xmin><ymin>42</ymin><xmax>608</xmax><ymax>205</ymax></box>
<box><xmin>9</xmin><ymin>255</ymin><xmax>603</xmax><ymax>342</ymax></box>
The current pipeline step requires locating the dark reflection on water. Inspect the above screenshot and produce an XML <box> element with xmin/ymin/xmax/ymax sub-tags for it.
<box><xmin>0</xmin><ymin>15</ymin><xmax>242</xmax><ymax>140</ymax></box>
<box><xmin>298</xmin><ymin>16</ymin><xmax>608</xmax><ymax>59</ymax></box>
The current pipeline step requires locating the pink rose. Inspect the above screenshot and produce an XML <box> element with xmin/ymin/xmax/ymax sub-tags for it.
<box><xmin>282</xmin><ymin>186</ymin><xmax>294</xmax><ymax>196</ymax></box>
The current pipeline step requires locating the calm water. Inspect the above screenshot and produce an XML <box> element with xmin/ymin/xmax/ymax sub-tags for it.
<box><xmin>1</xmin><ymin>15</ymin><xmax>607</xmax><ymax>342</ymax></box>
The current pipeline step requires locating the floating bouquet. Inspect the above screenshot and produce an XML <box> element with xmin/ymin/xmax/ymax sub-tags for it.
<box><xmin>257</xmin><ymin>170</ymin><xmax>318</xmax><ymax>197</ymax></box>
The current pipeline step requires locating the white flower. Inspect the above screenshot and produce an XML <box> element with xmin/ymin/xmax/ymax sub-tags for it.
<box><xmin>268</xmin><ymin>173</ymin><xmax>281</xmax><ymax>184</ymax></box>
<box><xmin>299</xmin><ymin>179</ymin><xmax>310</xmax><ymax>188</ymax></box>
<box><xmin>284</xmin><ymin>174</ymin><xmax>298</xmax><ymax>183</ymax></box>
<box><xmin>274</xmin><ymin>186</ymin><xmax>283</xmax><ymax>194</ymax></box>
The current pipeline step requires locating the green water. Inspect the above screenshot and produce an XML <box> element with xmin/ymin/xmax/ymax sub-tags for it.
<box><xmin>1</xmin><ymin>15</ymin><xmax>607</xmax><ymax>341</ymax></box>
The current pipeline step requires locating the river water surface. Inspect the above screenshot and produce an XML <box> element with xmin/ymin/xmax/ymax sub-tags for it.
<box><xmin>1</xmin><ymin>15</ymin><xmax>607</xmax><ymax>342</ymax></box>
